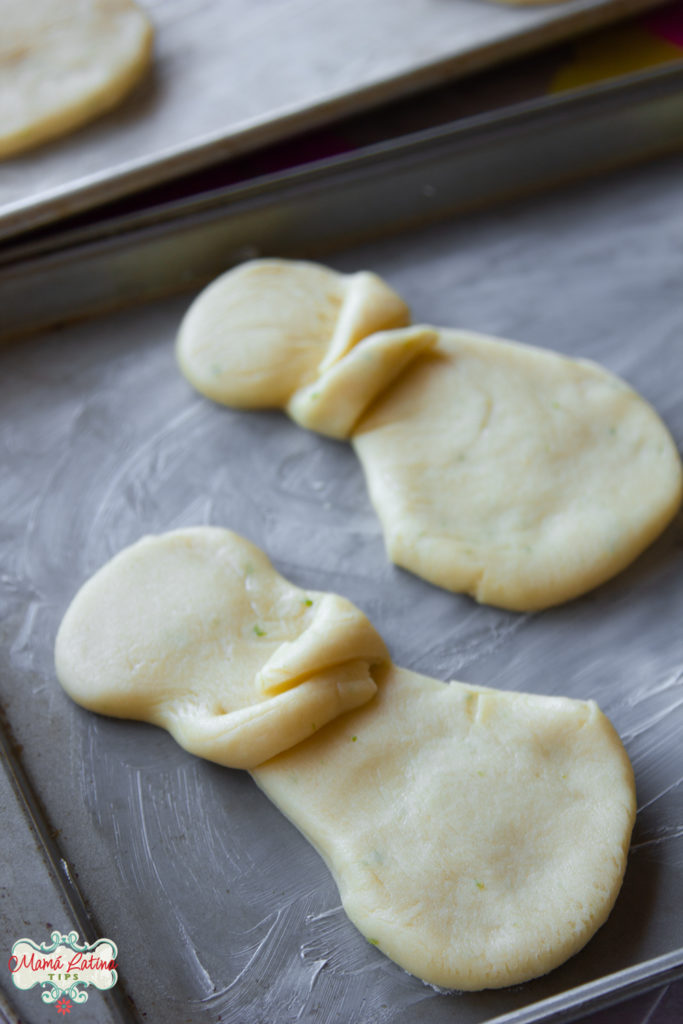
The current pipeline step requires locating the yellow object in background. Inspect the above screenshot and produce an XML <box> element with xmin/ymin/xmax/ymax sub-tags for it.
<box><xmin>552</xmin><ymin>5</ymin><xmax>683</xmax><ymax>92</ymax></box>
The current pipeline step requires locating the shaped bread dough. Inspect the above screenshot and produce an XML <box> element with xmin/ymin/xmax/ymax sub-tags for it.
<box><xmin>55</xmin><ymin>527</ymin><xmax>636</xmax><ymax>990</ymax></box>
<box><xmin>0</xmin><ymin>0</ymin><xmax>153</xmax><ymax>159</ymax></box>
<box><xmin>177</xmin><ymin>259</ymin><xmax>683</xmax><ymax>612</ymax></box>
<box><xmin>55</xmin><ymin>529</ymin><xmax>388</xmax><ymax>769</ymax></box>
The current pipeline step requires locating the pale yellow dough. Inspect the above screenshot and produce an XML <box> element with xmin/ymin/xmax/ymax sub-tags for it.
<box><xmin>177</xmin><ymin>259</ymin><xmax>683</xmax><ymax>611</ymax></box>
<box><xmin>176</xmin><ymin>259</ymin><xmax>411</xmax><ymax>412</ymax></box>
<box><xmin>353</xmin><ymin>330</ymin><xmax>683</xmax><ymax>611</ymax></box>
<box><xmin>55</xmin><ymin>527</ymin><xmax>636</xmax><ymax>990</ymax></box>
<box><xmin>257</xmin><ymin>667</ymin><xmax>634</xmax><ymax>991</ymax></box>
<box><xmin>55</xmin><ymin>528</ymin><xmax>387</xmax><ymax>769</ymax></box>
<box><xmin>0</xmin><ymin>0</ymin><xmax>153</xmax><ymax>159</ymax></box>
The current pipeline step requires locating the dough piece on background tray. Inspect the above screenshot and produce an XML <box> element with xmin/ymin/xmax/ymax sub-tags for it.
<box><xmin>0</xmin><ymin>0</ymin><xmax>153</xmax><ymax>159</ymax></box>
<box><xmin>177</xmin><ymin>259</ymin><xmax>683</xmax><ymax>612</ymax></box>
<box><xmin>55</xmin><ymin>527</ymin><xmax>636</xmax><ymax>991</ymax></box>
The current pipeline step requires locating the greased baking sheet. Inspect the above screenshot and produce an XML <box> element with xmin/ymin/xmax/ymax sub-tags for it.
<box><xmin>1</xmin><ymin>152</ymin><xmax>682</xmax><ymax>1024</ymax></box>
<box><xmin>0</xmin><ymin>0</ymin><xmax>668</xmax><ymax>240</ymax></box>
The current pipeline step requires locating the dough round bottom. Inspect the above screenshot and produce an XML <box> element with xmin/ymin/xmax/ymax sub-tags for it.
<box><xmin>255</xmin><ymin>666</ymin><xmax>636</xmax><ymax>991</ymax></box>
<box><xmin>353</xmin><ymin>330</ymin><xmax>682</xmax><ymax>611</ymax></box>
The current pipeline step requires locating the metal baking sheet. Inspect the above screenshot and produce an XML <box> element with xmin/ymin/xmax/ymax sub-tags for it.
<box><xmin>4</xmin><ymin>62</ymin><xmax>683</xmax><ymax>344</ymax></box>
<box><xmin>0</xmin><ymin>0</ymin><xmax>668</xmax><ymax>241</ymax></box>
<box><xmin>1</xmin><ymin>153</ymin><xmax>683</xmax><ymax>1023</ymax></box>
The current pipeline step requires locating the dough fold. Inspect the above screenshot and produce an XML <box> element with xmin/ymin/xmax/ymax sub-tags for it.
<box><xmin>287</xmin><ymin>325</ymin><xmax>438</xmax><ymax>438</ymax></box>
<box><xmin>176</xmin><ymin>259</ymin><xmax>411</xmax><ymax>411</ymax></box>
<box><xmin>55</xmin><ymin>527</ymin><xmax>636</xmax><ymax>991</ymax></box>
<box><xmin>55</xmin><ymin>528</ymin><xmax>388</xmax><ymax>769</ymax></box>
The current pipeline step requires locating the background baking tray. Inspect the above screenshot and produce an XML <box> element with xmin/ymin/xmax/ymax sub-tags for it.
<box><xmin>0</xmin><ymin>0</ymin><xmax>671</xmax><ymax>240</ymax></box>
<box><xmin>4</xmin><ymin>61</ymin><xmax>683</xmax><ymax>344</ymax></box>
<box><xmin>1</xmin><ymin>124</ymin><xmax>682</xmax><ymax>1022</ymax></box>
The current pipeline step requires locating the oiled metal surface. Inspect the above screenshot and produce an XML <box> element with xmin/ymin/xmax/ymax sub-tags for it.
<box><xmin>1</xmin><ymin>154</ymin><xmax>682</xmax><ymax>1023</ymax></box>
<box><xmin>0</xmin><ymin>0</ymin><xmax>662</xmax><ymax>238</ymax></box>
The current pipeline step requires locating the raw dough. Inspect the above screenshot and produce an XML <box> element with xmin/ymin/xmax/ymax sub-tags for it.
<box><xmin>0</xmin><ymin>0</ymin><xmax>153</xmax><ymax>159</ymax></box>
<box><xmin>55</xmin><ymin>527</ymin><xmax>636</xmax><ymax>990</ymax></box>
<box><xmin>55</xmin><ymin>528</ymin><xmax>387</xmax><ymax>769</ymax></box>
<box><xmin>176</xmin><ymin>258</ymin><xmax>411</xmax><ymax>410</ymax></box>
<box><xmin>177</xmin><ymin>259</ymin><xmax>683</xmax><ymax>611</ymax></box>
<box><xmin>257</xmin><ymin>666</ymin><xmax>634</xmax><ymax>991</ymax></box>
<box><xmin>352</xmin><ymin>329</ymin><xmax>683</xmax><ymax>611</ymax></box>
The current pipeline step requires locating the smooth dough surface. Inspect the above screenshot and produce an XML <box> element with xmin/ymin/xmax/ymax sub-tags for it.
<box><xmin>55</xmin><ymin>527</ymin><xmax>636</xmax><ymax>990</ymax></box>
<box><xmin>0</xmin><ymin>0</ymin><xmax>153</xmax><ymax>159</ymax></box>
<box><xmin>177</xmin><ymin>259</ymin><xmax>683</xmax><ymax>611</ymax></box>
<box><xmin>256</xmin><ymin>666</ymin><xmax>635</xmax><ymax>991</ymax></box>
<box><xmin>353</xmin><ymin>329</ymin><xmax>683</xmax><ymax>611</ymax></box>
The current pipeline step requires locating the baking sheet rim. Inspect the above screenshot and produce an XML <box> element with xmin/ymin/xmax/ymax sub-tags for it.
<box><xmin>0</xmin><ymin>0</ymin><xmax>670</xmax><ymax>243</ymax></box>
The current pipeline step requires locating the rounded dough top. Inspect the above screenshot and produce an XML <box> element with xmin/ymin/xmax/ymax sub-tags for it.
<box><xmin>176</xmin><ymin>259</ymin><xmax>411</xmax><ymax>409</ymax></box>
<box><xmin>0</xmin><ymin>0</ymin><xmax>153</xmax><ymax>159</ymax></box>
<box><xmin>353</xmin><ymin>329</ymin><xmax>683</xmax><ymax>611</ymax></box>
<box><xmin>55</xmin><ymin>528</ymin><xmax>388</xmax><ymax>768</ymax></box>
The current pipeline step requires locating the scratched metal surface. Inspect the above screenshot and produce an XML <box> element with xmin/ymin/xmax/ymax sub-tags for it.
<box><xmin>0</xmin><ymin>0</ymin><xmax>665</xmax><ymax>238</ymax></box>
<box><xmin>1</xmin><ymin>153</ymin><xmax>683</xmax><ymax>1024</ymax></box>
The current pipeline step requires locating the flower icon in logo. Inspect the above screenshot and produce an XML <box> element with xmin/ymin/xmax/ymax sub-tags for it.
<box><xmin>56</xmin><ymin>996</ymin><xmax>72</xmax><ymax>1015</ymax></box>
